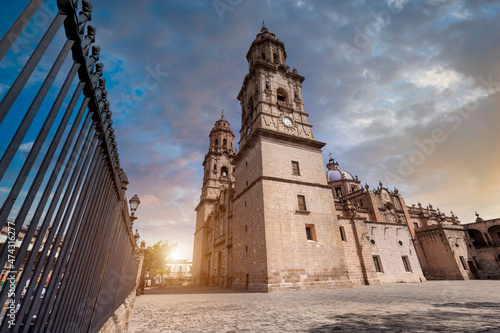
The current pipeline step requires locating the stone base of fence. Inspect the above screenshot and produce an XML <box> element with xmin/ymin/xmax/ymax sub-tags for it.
<box><xmin>98</xmin><ymin>291</ymin><xmax>136</xmax><ymax>333</ymax></box>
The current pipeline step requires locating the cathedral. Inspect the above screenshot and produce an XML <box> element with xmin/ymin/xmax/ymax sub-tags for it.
<box><xmin>191</xmin><ymin>27</ymin><xmax>500</xmax><ymax>291</ymax></box>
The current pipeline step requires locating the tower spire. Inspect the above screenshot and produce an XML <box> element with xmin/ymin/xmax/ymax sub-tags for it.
<box><xmin>221</xmin><ymin>109</ymin><xmax>225</xmax><ymax>120</ymax></box>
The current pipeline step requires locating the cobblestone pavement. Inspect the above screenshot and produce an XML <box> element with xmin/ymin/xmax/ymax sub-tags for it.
<box><xmin>127</xmin><ymin>281</ymin><xmax>500</xmax><ymax>333</ymax></box>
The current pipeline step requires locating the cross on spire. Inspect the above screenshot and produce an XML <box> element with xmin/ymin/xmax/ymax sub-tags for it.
<box><xmin>221</xmin><ymin>109</ymin><xmax>225</xmax><ymax>119</ymax></box>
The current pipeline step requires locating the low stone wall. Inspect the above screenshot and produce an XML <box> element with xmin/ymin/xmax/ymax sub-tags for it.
<box><xmin>474</xmin><ymin>247</ymin><xmax>500</xmax><ymax>279</ymax></box>
<box><xmin>98</xmin><ymin>291</ymin><xmax>136</xmax><ymax>333</ymax></box>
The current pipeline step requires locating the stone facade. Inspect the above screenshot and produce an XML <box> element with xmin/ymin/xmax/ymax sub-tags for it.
<box><xmin>327</xmin><ymin>157</ymin><xmax>425</xmax><ymax>285</ymax></box>
<box><xmin>192</xmin><ymin>113</ymin><xmax>235</xmax><ymax>286</ymax></box>
<box><xmin>191</xmin><ymin>27</ymin><xmax>498</xmax><ymax>292</ymax></box>
<box><xmin>463</xmin><ymin>217</ymin><xmax>500</xmax><ymax>279</ymax></box>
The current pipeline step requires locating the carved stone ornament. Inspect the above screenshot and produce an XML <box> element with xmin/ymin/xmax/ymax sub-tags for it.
<box><xmin>77</xmin><ymin>0</ymin><xmax>93</xmax><ymax>35</ymax></box>
<box><xmin>86</xmin><ymin>44</ymin><xmax>100</xmax><ymax>72</ymax></box>
<box><xmin>381</xmin><ymin>189</ymin><xmax>390</xmax><ymax>202</ymax></box>
<box><xmin>81</xmin><ymin>25</ymin><xmax>96</xmax><ymax>57</ymax></box>
<box><xmin>90</xmin><ymin>62</ymin><xmax>103</xmax><ymax>88</ymax></box>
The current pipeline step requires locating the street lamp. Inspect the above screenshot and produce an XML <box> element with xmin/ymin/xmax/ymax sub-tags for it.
<box><xmin>129</xmin><ymin>194</ymin><xmax>141</xmax><ymax>215</ymax></box>
<box><xmin>129</xmin><ymin>194</ymin><xmax>140</xmax><ymax>231</ymax></box>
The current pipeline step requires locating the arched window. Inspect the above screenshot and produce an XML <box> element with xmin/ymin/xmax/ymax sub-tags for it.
<box><xmin>487</xmin><ymin>225</ymin><xmax>500</xmax><ymax>246</ymax></box>
<box><xmin>277</xmin><ymin>88</ymin><xmax>287</xmax><ymax>102</ymax></box>
<box><xmin>213</xmin><ymin>164</ymin><xmax>217</xmax><ymax>171</ymax></box>
<box><xmin>215</xmin><ymin>139</ymin><xmax>218</xmax><ymax>146</ymax></box>
<box><xmin>467</xmin><ymin>229</ymin><xmax>487</xmax><ymax>248</ymax></box>
<box><xmin>221</xmin><ymin>166</ymin><xmax>228</xmax><ymax>178</ymax></box>
<box><xmin>248</xmin><ymin>96</ymin><xmax>254</xmax><ymax>118</ymax></box>
<box><xmin>223</xmin><ymin>139</ymin><xmax>227</xmax><ymax>148</ymax></box>
<box><xmin>335</xmin><ymin>187</ymin><xmax>342</xmax><ymax>197</ymax></box>
<box><xmin>273</xmin><ymin>52</ymin><xmax>279</xmax><ymax>64</ymax></box>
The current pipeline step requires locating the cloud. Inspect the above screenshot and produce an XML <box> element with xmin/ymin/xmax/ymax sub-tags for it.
<box><xmin>406</xmin><ymin>67</ymin><xmax>463</xmax><ymax>91</ymax></box>
<box><xmin>19</xmin><ymin>142</ymin><xmax>33</xmax><ymax>152</ymax></box>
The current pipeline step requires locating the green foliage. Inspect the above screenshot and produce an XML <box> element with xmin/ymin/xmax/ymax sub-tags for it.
<box><xmin>143</xmin><ymin>240</ymin><xmax>177</xmax><ymax>276</ymax></box>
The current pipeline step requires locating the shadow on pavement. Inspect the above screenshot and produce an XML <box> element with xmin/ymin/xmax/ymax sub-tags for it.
<box><xmin>432</xmin><ymin>301</ymin><xmax>500</xmax><ymax>309</ymax></box>
<box><xmin>142</xmin><ymin>285</ymin><xmax>259</xmax><ymax>295</ymax></box>
<box><xmin>309</xmin><ymin>303</ymin><xmax>500</xmax><ymax>333</ymax></box>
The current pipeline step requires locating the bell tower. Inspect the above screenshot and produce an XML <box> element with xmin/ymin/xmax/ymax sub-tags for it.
<box><xmin>237</xmin><ymin>26</ymin><xmax>313</xmax><ymax>150</ymax></box>
<box><xmin>192</xmin><ymin>111</ymin><xmax>235</xmax><ymax>285</ymax></box>
<box><xmin>231</xmin><ymin>27</ymin><xmax>351</xmax><ymax>291</ymax></box>
<box><xmin>202</xmin><ymin>110</ymin><xmax>235</xmax><ymax>194</ymax></box>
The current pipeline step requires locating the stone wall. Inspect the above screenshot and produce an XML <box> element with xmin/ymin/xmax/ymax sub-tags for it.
<box><xmin>365</xmin><ymin>222</ymin><xmax>424</xmax><ymax>284</ymax></box>
<box><xmin>338</xmin><ymin>218</ymin><xmax>381</xmax><ymax>286</ymax></box>
<box><xmin>232</xmin><ymin>138</ymin><xmax>267</xmax><ymax>291</ymax></box>
<box><xmin>465</xmin><ymin>218</ymin><xmax>500</xmax><ymax>279</ymax></box>
<box><xmin>473</xmin><ymin>247</ymin><xmax>500</xmax><ymax>279</ymax></box>
<box><xmin>338</xmin><ymin>219</ymin><xmax>367</xmax><ymax>286</ymax></box>
<box><xmin>416</xmin><ymin>225</ymin><xmax>477</xmax><ymax>280</ymax></box>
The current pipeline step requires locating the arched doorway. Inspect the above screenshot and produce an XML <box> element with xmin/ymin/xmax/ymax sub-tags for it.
<box><xmin>207</xmin><ymin>259</ymin><xmax>211</xmax><ymax>286</ymax></box>
<box><xmin>217</xmin><ymin>251</ymin><xmax>223</xmax><ymax>286</ymax></box>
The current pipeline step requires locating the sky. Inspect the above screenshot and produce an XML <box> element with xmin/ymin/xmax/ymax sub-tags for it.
<box><xmin>1</xmin><ymin>0</ymin><xmax>500</xmax><ymax>260</ymax></box>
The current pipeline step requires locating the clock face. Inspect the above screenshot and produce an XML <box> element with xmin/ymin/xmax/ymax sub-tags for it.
<box><xmin>283</xmin><ymin>117</ymin><xmax>293</xmax><ymax>127</ymax></box>
<box><xmin>246</xmin><ymin>127</ymin><xmax>251</xmax><ymax>136</ymax></box>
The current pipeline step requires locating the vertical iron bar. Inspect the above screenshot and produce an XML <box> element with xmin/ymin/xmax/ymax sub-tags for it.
<box><xmin>0</xmin><ymin>1</ymin><xmax>140</xmax><ymax>331</ymax></box>
<box><xmin>78</xmin><ymin>199</ymin><xmax>123</xmax><ymax>331</ymax></box>
<box><xmin>66</xmin><ymin>188</ymin><xmax>116</xmax><ymax>332</ymax></box>
<box><xmin>24</xmin><ymin>131</ymin><xmax>99</xmax><ymax>333</ymax></box>
<box><xmin>32</xmin><ymin>140</ymin><xmax>102</xmax><ymax>332</ymax></box>
<box><xmin>28</xmin><ymin>167</ymin><xmax>111</xmax><ymax>333</ymax></box>
<box><xmin>0</xmin><ymin>12</ymin><xmax>67</xmax><ymax>125</ymax></box>
<box><xmin>1</xmin><ymin>87</ymin><xmax>86</xmax><ymax>276</ymax></box>
<box><xmin>0</xmin><ymin>38</ymin><xmax>74</xmax><ymax>185</ymax></box>
<box><xmin>0</xmin><ymin>68</ymin><xmax>82</xmax><ymax>270</ymax></box>
<box><xmin>87</xmin><ymin>210</ymin><xmax>130</xmax><ymax>331</ymax></box>
<box><xmin>55</xmin><ymin>176</ymin><xmax>115</xmax><ymax>332</ymax></box>
<box><xmin>86</xmin><ymin>222</ymin><xmax>125</xmax><ymax>331</ymax></box>
<box><xmin>0</xmin><ymin>130</ymin><xmax>98</xmax><ymax>332</ymax></box>
<box><xmin>50</xmin><ymin>166</ymin><xmax>111</xmax><ymax>327</ymax></box>
<box><xmin>43</xmin><ymin>154</ymin><xmax>106</xmax><ymax>332</ymax></box>
<box><xmin>80</xmin><ymin>194</ymin><xmax>125</xmax><ymax>331</ymax></box>
<box><xmin>0</xmin><ymin>100</ymin><xmax>91</xmax><ymax>316</ymax></box>
<box><xmin>0</xmin><ymin>0</ymin><xmax>45</xmax><ymax>61</ymax></box>
<box><xmin>0</xmin><ymin>95</ymin><xmax>90</xmax><ymax>328</ymax></box>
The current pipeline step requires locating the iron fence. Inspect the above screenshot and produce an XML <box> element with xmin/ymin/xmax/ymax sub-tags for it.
<box><xmin>0</xmin><ymin>0</ymin><xmax>139</xmax><ymax>331</ymax></box>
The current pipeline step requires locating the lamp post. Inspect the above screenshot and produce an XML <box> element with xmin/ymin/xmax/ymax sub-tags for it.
<box><xmin>129</xmin><ymin>194</ymin><xmax>141</xmax><ymax>226</ymax></box>
<box><xmin>128</xmin><ymin>194</ymin><xmax>144</xmax><ymax>296</ymax></box>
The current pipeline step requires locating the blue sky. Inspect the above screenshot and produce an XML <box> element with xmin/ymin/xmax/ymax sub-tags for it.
<box><xmin>1</xmin><ymin>0</ymin><xmax>500</xmax><ymax>260</ymax></box>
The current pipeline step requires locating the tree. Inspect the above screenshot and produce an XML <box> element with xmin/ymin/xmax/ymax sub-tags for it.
<box><xmin>143</xmin><ymin>240</ymin><xmax>177</xmax><ymax>280</ymax></box>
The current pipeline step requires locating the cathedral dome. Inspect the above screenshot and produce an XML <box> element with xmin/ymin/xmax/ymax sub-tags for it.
<box><xmin>327</xmin><ymin>169</ymin><xmax>354</xmax><ymax>182</ymax></box>
<box><xmin>326</xmin><ymin>157</ymin><xmax>355</xmax><ymax>182</ymax></box>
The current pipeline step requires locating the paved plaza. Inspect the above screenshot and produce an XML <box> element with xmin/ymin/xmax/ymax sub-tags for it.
<box><xmin>127</xmin><ymin>281</ymin><xmax>500</xmax><ymax>332</ymax></box>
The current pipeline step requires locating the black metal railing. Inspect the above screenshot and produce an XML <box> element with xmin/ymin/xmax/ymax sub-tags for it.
<box><xmin>0</xmin><ymin>0</ymin><xmax>139</xmax><ymax>331</ymax></box>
